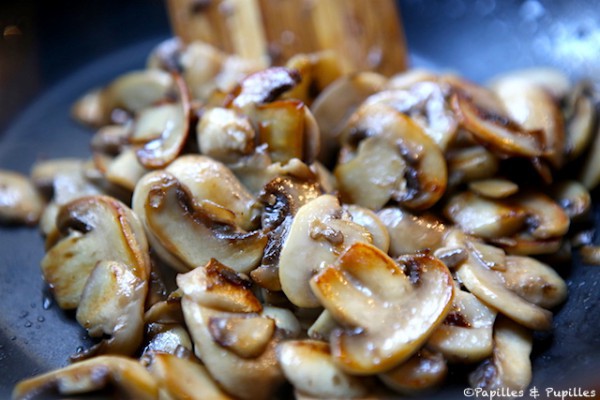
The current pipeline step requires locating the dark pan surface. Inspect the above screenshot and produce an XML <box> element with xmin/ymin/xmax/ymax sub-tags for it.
<box><xmin>1</xmin><ymin>1</ymin><xmax>599</xmax><ymax>398</ymax></box>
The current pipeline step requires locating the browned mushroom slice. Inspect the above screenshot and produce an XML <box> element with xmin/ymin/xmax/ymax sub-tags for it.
<box><xmin>496</xmin><ymin>256</ymin><xmax>567</xmax><ymax>309</ymax></box>
<box><xmin>377</xmin><ymin>207</ymin><xmax>445</xmax><ymax>256</ymax></box>
<box><xmin>147</xmin><ymin>352</ymin><xmax>233</xmax><ymax>400</ymax></box>
<box><xmin>379</xmin><ymin>349</ymin><xmax>447</xmax><ymax>395</ymax></box>
<box><xmin>469</xmin><ymin>317</ymin><xmax>533</xmax><ymax>391</ymax></box>
<box><xmin>75</xmin><ymin>260</ymin><xmax>147</xmax><ymax>358</ymax></box>
<box><xmin>42</xmin><ymin>195</ymin><xmax>150</xmax><ymax>309</ymax></box>
<box><xmin>446</xmin><ymin>146</ymin><xmax>499</xmax><ymax>186</ymax></box>
<box><xmin>71</xmin><ymin>88</ymin><xmax>106</xmax><ymax>127</ymax></box>
<box><xmin>229</xmin><ymin>66</ymin><xmax>301</xmax><ymax>111</ymax></box>
<box><xmin>491</xmin><ymin>76</ymin><xmax>565</xmax><ymax>167</ymax></box>
<box><xmin>197</xmin><ymin>107</ymin><xmax>256</xmax><ymax>164</ymax></box>
<box><xmin>444</xmin><ymin>192</ymin><xmax>526</xmax><ymax>240</ymax></box>
<box><xmin>0</xmin><ymin>170</ymin><xmax>44</xmax><ymax>225</ymax></box>
<box><xmin>510</xmin><ymin>192</ymin><xmax>570</xmax><ymax>240</ymax></box>
<box><xmin>103</xmin><ymin>69</ymin><xmax>174</xmax><ymax>115</ymax></box>
<box><xmin>133</xmin><ymin>171</ymin><xmax>266</xmax><ymax>273</ymax></box>
<box><xmin>337</xmin><ymin>103</ymin><xmax>447</xmax><ymax>210</ymax></box>
<box><xmin>252</xmin><ymin>175</ymin><xmax>322</xmax><ymax>291</ymax></box>
<box><xmin>166</xmin><ymin>155</ymin><xmax>260</xmax><ymax>231</ymax></box>
<box><xmin>447</xmin><ymin>230</ymin><xmax>552</xmax><ymax>330</ymax></box>
<box><xmin>451</xmin><ymin>90</ymin><xmax>545</xmax><ymax>158</ymax></box>
<box><xmin>12</xmin><ymin>356</ymin><xmax>158</xmax><ymax>400</ymax></box>
<box><xmin>551</xmin><ymin>180</ymin><xmax>591</xmax><ymax>220</ymax></box>
<box><xmin>284</xmin><ymin>51</ymin><xmax>343</xmax><ymax>105</ymax></box>
<box><xmin>310</xmin><ymin>243</ymin><xmax>454</xmax><ymax>374</ymax></box>
<box><xmin>279</xmin><ymin>195</ymin><xmax>372</xmax><ymax>308</ymax></box>
<box><xmin>564</xmin><ymin>81</ymin><xmax>596</xmax><ymax>160</ymax></box>
<box><xmin>311</xmin><ymin>71</ymin><xmax>387</xmax><ymax>165</ymax></box>
<box><xmin>427</xmin><ymin>289</ymin><xmax>497</xmax><ymax>363</ymax></box>
<box><xmin>468</xmin><ymin>179</ymin><xmax>519</xmax><ymax>199</ymax></box>
<box><xmin>91</xmin><ymin>124</ymin><xmax>131</xmax><ymax>155</ymax></box>
<box><xmin>492</xmin><ymin>234</ymin><xmax>563</xmax><ymax>256</ymax></box>
<box><xmin>344</xmin><ymin>205</ymin><xmax>390</xmax><ymax>252</ymax></box>
<box><xmin>277</xmin><ymin>340</ymin><xmax>370</xmax><ymax>399</ymax></box>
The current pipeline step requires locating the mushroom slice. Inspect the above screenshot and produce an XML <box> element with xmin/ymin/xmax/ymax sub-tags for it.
<box><xmin>447</xmin><ymin>230</ymin><xmax>552</xmax><ymax>330</ymax></box>
<box><xmin>208</xmin><ymin>314</ymin><xmax>276</xmax><ymax>359</ymax></box>
<box><xmin>197</xmin><ymin>107</ymin><xmax>256</xmax><ymax>164</ymax></box>
<box><xmin>447</xmin><ymin>146</ymin><xmax>499</xmax><ymax>186</ymax></box>
<box><xmin>468</xmin><ymin>179</ymin><xmax>518</xmax><ymax>199</ymax></box>
<box><xmin>277</xmin><ymin>340</ymin><xmax>370</xmax><ymax>399</ymax></box>
<box><xmin>579</xmin><ymin>111</ymin><xmax>600</xmax><ymax>190</ymax></box>
<box><xmin>103</xmin><ymin>69</ymin><xmax>174</xmax><ymax>115</ymax></box>
<box><xmin>279</xmin><ymin>195</ymin><xmax>372</xmax><ymax>308</ymax></box>
<box><xmin>497</xmin><ymin>256</ymin><xmax>567</xmax><ymax>309</ymax></box>
<box><xmin>253</xmin><ymin>175</ymin><xmax>322</xmax><ymax>291</ymax></box>
<box><xmin>166</xmin><ymin>155</ymin><xmax>259</xmax><ymax>231</ymax></box>
<box><xmin>469</xmin><ymin>317</ymin><xmax>533</xmax><ymax>391</ymax></box>
<box><xmin>147</xmin><ymin>352</ymin><xmax>233</xmax><ymax>400</ymax></box>
<box><xmin>564</xmin><ymin>82</ymin><xmax>596</xmax><ymax>160</ymax></box>
<box><xmin>91</xmin><ymin>124</ymin><xmax>131</xmax><ymax>155</ymax></box>
<box><xmin>230</xmin><ymin>66</ymin><xmax>301</xmax><ymax>111</ymax></box>
<box><xmin>551</xmin><ymin>180</ymin><xmax>591</xmax><ymax>220</ymax></box>
<box><xmin>177</xmin><ymin>258</ymin><xmax>262</xmax><ymax>313</ymax></box>
<box><xmin>104</xmin><ymin>148</ymin><xmax>149</xmax><ymax>191</ymax></box>
<box><xmin>386</xmin><ymin>69</ymin><xmax>438</xmax><ymax>90</ymax></box>
<box><xmin>427</xmin><ymin>289</ymin><xmax>496</xmax><ymax>363</ymax></box>
<box><xmin>379</xmin><ymin>349</ymin><xmax>447</xmax><ymax>395</ymax></box>
<box><xmin>30</xmin><ymin>158</ymin><xmax>85</xmax><ymax>193</ymax></box>
<box><xmin>344</xmin><ymin>205</ymin><xmax>390</xmax><ymax>253</ymax></box>
<box><xmin>491</xmin><ymin>76</ymin><xmax>565</xmax><ymax>167</ymax></box>
<box><xmin>510</xmin><ymin>192</ymin><xmax>570</xmax><ymax>240</ymax></box>
<box><xmin>12</xmin><ymin>356</ymin><xmax>158</xmax><ymax>400</ymax></box>
<box><xmin>337</xmin><ymin>103</ymin><xmax>447</xmax><ymax>210</ymax></box>
<box><xmin>451</xmin><ymin>90</ymin><xmax>544</xmax><ymax>158</ymax></box>
<box><xmin>444</xmin><ymin>192</ymin><xmax>526</xmax><ymax>240</ymax></box>
<box><xmin>75</xmin><ymin>260</ymin><xmax>146</xmax><ymax>358</ymax></box>
<box><xmin>487</xmin><ymin>68</ymin><xmax>571</xmax><ymax>100</ymax></box>
<box><xmin>308</xmin><ymin>310</ymin><xmax>338</xmax><ymax>341</ymax></box>
<box><xmin>310</xmin><ymin>243</ymin><xmax>454</xmax><ymax>374</ymax></box>
<box><xmin>492</xmin><ymin>234</ymin><xmax>563</xmax><ymax>256</ymax></box>
<box><xmin>378</xmin><ymin>207</ymin><xmax>445</xmax><ymax>256</ymax></box>
<box><xmin>311</xmin><ymin>71</ymin><xmax>387</xmax><ymax>165</ymax></box>
<box><xmin>284</xmin><ymin>51</ymin><xmax>343</xmax><ymax>105</ymax></box>
<box><xmin>143</xmin><ymin>324</ymin><xmax>193</xmax><ymax>356</ymax></box>
<box><xmin>0</xmin><ymin>170</ymin><xmax>44</xmax><ymax>225</ymax></box>
<box><xmin>41</xmin><ymin>195</ymin><xmax>150</xmax><ymax>309</ymax></box>
<box><xmin>133</xmin><ymin>171</ymin><xmax>266</xmax><ymax>273</ymax></box>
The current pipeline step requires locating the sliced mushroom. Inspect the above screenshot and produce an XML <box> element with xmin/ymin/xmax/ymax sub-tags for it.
<box><xmin>344</xmin><ymin>205</ymin><xmax>390</xmax><ymax>253</ymax></box>
<box><xmin>468</xmin><ymin>179</ymin><xmax>519</xmax><ymax>199</ymax></box>
<box><xmin>564</xmin><ymin>81</ymin><xmax>596</xmax><ymax>160</ymax></box>
<box><xmin>379</xmin><ymin>349</ymin><xmax>447</xmax><ymax>395</ymax></box>
<box><xmin>487</xmin><ymin>68</ymin><xmax>571</xmax><ymax>100</ymax></box>
<box><xmin>446</xmin><ymin>146</ymin><xmax>499</xmax><ymax>186</ymax></box>
<box><xmin>147</xmin><ymin>352</ymin><xmax>233</xmax><ymax>400</ymax></box>
<box><xmin>551</xmin><ymin>180</ymin><xmax>591</xmax><ymax>220</ymax></box>
<box><xmin>104</xmin><ymin>148</ymin><xmax>149</xmax><ymax>191</ymax></box>
<box><xmin>447</xmin><ymin>229</ymin><xmax>552</xmax><ymax>330</ymax></box>
<box><xmin>469</xmin><ymin>317</ymin><xmax>533</xmax><ymax>391</ymax></box>
<box><xmin>0</xmin><ymin>170</ymin><xmax>44</xmax><ymax>225</ymax></box>
<box><xmin>197</xmin><ymin>107</ymin><xmax>256</xmax><ymax>163</ymax></box>
<box><xmin>378</xmin><ymin>207</ymin><xmax>445</xmax><ymax>256</ymax></box>
<box><xmin>143</xmin><ymin>324</ymin><xmax>193</xmax><ymax>356</ymax></box>
<box><xmin>30</xmin><ymin>158</ymin><xmax>86</xmax><ymax>194</ymax></box>
<box><xmin>497</xmin><ymin>255</ymin><xmax>567</xmax><ymax>309</ymax></box>
<box><xmin>277</xmin><ymin>340</ymin><xmax>370</xmax><ymax>399</ymax></box>
<box><xmin>427</xmin><ymin>289</ymin><xmax>497</xmax><ymax>363</ymax></box>
<box><xmin>385</xmin><ymin>69</ymin><xmax>438</xmax><ymax>90</ymax></box>
<box><xmin>492</xmin><ymin>234</ymin><xmax>563</xmax><ymax>256</ymax></box>
<box><xmin>444</xmin><ymin>192</ymin><xmax>526</xmax><ymax>240</ymax></box>
<box><xmin>132</xmin><ymin>171</ymin><xmax>266</xmax><ymax>273</ymax></box>
<box><xmin>41</xmin><ymin>195</ymin><xmax>150</xmax><ymax>309</ymax></box>
<box><xmin>91</xmin><ymin>124</ymin><xmax>131</xmax><ymax>155</ymax></box>
<box><xmin>337</xmin><ymin>103</ymin><xmax>447</xmax><ymax>210</ymax></box>
<box><xmin>12</xmin><ymin>356</ymin><xmax>158</xmax><ymax>400</ymax></box>
<box><xmin>491</xmin><ymin>75</ymin><xmax>565</xmax><ymax>167</ymax></box>
<box><xmin>310</xmin><ymin>242</ymin><xmax>454</xmax><ymax>374</ymax></box>
<box><xmin>509</xmin><ymin>192</ymin><xmax>570</xmax><ymax>240</ymax></box>
<box><xmin>579</xmin><ymin>111</ymin><xmax>600</xmax><ymax>190</ymax></box>
<box><xmin>311</xmin><ymin>71</ymin><xmax>387</xmax><ymax>165</ymax></box>
<box><xmin>229</xmin><ymin>66</ymin><xmax>301</xmax><ymax>111</ymax></box>
<box><xmin>284</xmin><ymin>51</ymin><xmax>343</xmax><ymax>105</ymax></box>
<box><xmin>308</xmin><ymin>310</ymin><xmax>338</xmax><ymax>341</ymax></box>
<box><xmin>279</xmin><ymin>195</ymin><xmax>372</xmax><ymax>308</ymax></box>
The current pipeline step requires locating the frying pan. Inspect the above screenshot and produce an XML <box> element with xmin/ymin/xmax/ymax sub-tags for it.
<box><xmin>1</xmin><ymin>0</ymin><xmax>599</xmax><ymax>398</ymax></box>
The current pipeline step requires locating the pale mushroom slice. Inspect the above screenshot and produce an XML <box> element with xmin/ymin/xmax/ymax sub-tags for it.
<box><xmin>278</xmin><ymin>194</ymin><xmax>372</xmax><ymax>308</ymax></box>
<box><xmin>344</xmin><ymin>205</ymin><xmax>390</xmax><ymax>253</ymax></box>
<box><xmin>337</xmin><ymin>103</ymin><xmax>447</xmax><ymax>210</ymax></box>
<box><xmin>75</xmin><ymin>260</ymin><xmax>147</xmax><ymax>358</ymax></box>
<box><xmin>378</xmin><ymin>207</ymin><xmax>445</xmax><ymax>256</ymax></box>
<box><xmin>427</xmin><ymin>289</ymin><xmax>497</xmax><ymax>363</ymax></box>
<box><xmin>446</xmin><ymin>229</ymin><xmax>553</xmax><ymax>330</ymax></box>
<box><xmin>497</xmin><ymin>255</ymin><xmax>567</xmax><ymax>309</ymax></box>
<box><xmin>229</xmin><ymin>66</ymin><xmax>301</xmax><ymax>112</ymax></box>
<box><xmin>578</xmin><ymin>106</ymin><xmax>600</xmax><ymax>190</ymax></box>
<box><xmin>310</xmin><ymin>242</ymin><xmax>454</xmax><ymax>374</ymax></box>
<box><xmin>277</xmin><ymin>340</ymin><xmax>370</xmax><ymax>399</ymax></box>
<box><xmin>444</xmin><ymin>192</ymin><xmax>527</xmax><ymax>240</ymax></box>
<box><xmin>551</xmin><ymin>180</ymin><xmax>591</xmax><ymax>220</ymax></box>
<box><xmin>41</xmin><ymin>195</ymin><xmax>150</xmax><ymax>309</ymax></box>
<box><xmin>91</xmin><ymin>124</ymin><xmax>131</xmax><ymax>155</ymax></box>
<box><xmin>146</xmin><ymin>352</ymin><xmax>233</xmax><ymax>400</ymax></box>
<box><xmin>283</xmin><ymin>51</ymin><xmax>343</xmax><ymax>105</ymax></box>
<box><xmin>0</xmin><ymin>170</ymin><xmax>44</xmax><ymax>225</ymax></box>
<box><xmin>30</xmin><ymin>158</ymin><xmax>86</xmax><ymax>194</ymax></box>
<box><xmin>468</xmin><ymin>179</ymin><xmax>519</xmax><ymax>199</ymax></box>
<box><xmin>178</xmin><ymin>265</ymin><xmax>299</xmax><ymax>400</ymax></box>
<box><xmin>12</xmin><ymin>356</ymin><xmax>158</xmax><ymax>400</ymax></box>
<box><xmin>469</xmin><ymin>317</ymin><xmax>533</xmax><ymax>391</ymax></box>
<box><xmin>378</xmin><ymin>349</ymin><xmax>447</xmax><ymax>395</ymax></box>
<box><xmin>451</xmin><ymin>90</ymin><xmax>545</xmax><ymax>158</ymax></box>
<box><xmin>197</xmin><ymin>107</ymin><xmax>256</xmax><ymax>164</ymax></box>
<box><xmin>104</xmin><ymin>148</ymin><xmax>149</xmax><ymax>191</ymax></box>
<box><xmin>252</xmin><ymin>175</ymin><xmax>322</xmax><ymax>291</ymax></box>
<box><xmin>563</xmin><ymin>81</ymin><xmax>596</xmax><ymax>160</ymax></box>
<box><xmin>311</xmin><ymin>71</ymin><xmax>387</xmax><ymax>165</ymax></box>
<box><xmin>509</xmin><ymin>192</ymin><xmax>570</xmax><ymax>240</ymax></box>
<box><xmin>487</xmin><ymin>68</ymin><xmax>571</xmax><ymax>100</ymax></box>
<box><xmin>166</xmin><ymin>155</ymin><xmax>259</xmax><ymax>231</ymax></box>
<box><xmin>491</xmin><ymin>75</ymin><xmax>565</xmax><ymax>167</ymax></box>
<box><xmin>446</xmin><ymin>145</ymin><xmax>499</xmax><ymax>186</ymax></box>
<box><xmin>132</xmin><ymin>171</ymin><xmax>266</xmax><ymax>273</ymax></box>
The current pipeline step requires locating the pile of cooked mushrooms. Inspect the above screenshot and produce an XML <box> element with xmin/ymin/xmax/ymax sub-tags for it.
<box><xmin>3</xmin><ymin>37</ymin><xmax>600</xmax><ymax>399</ymax></box>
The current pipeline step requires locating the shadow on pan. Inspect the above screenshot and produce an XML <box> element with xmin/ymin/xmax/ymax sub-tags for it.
<box><xmin>0</xmin><ymin>0</ymin><xmax>599</xmax><ymax>398</ymax></box>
